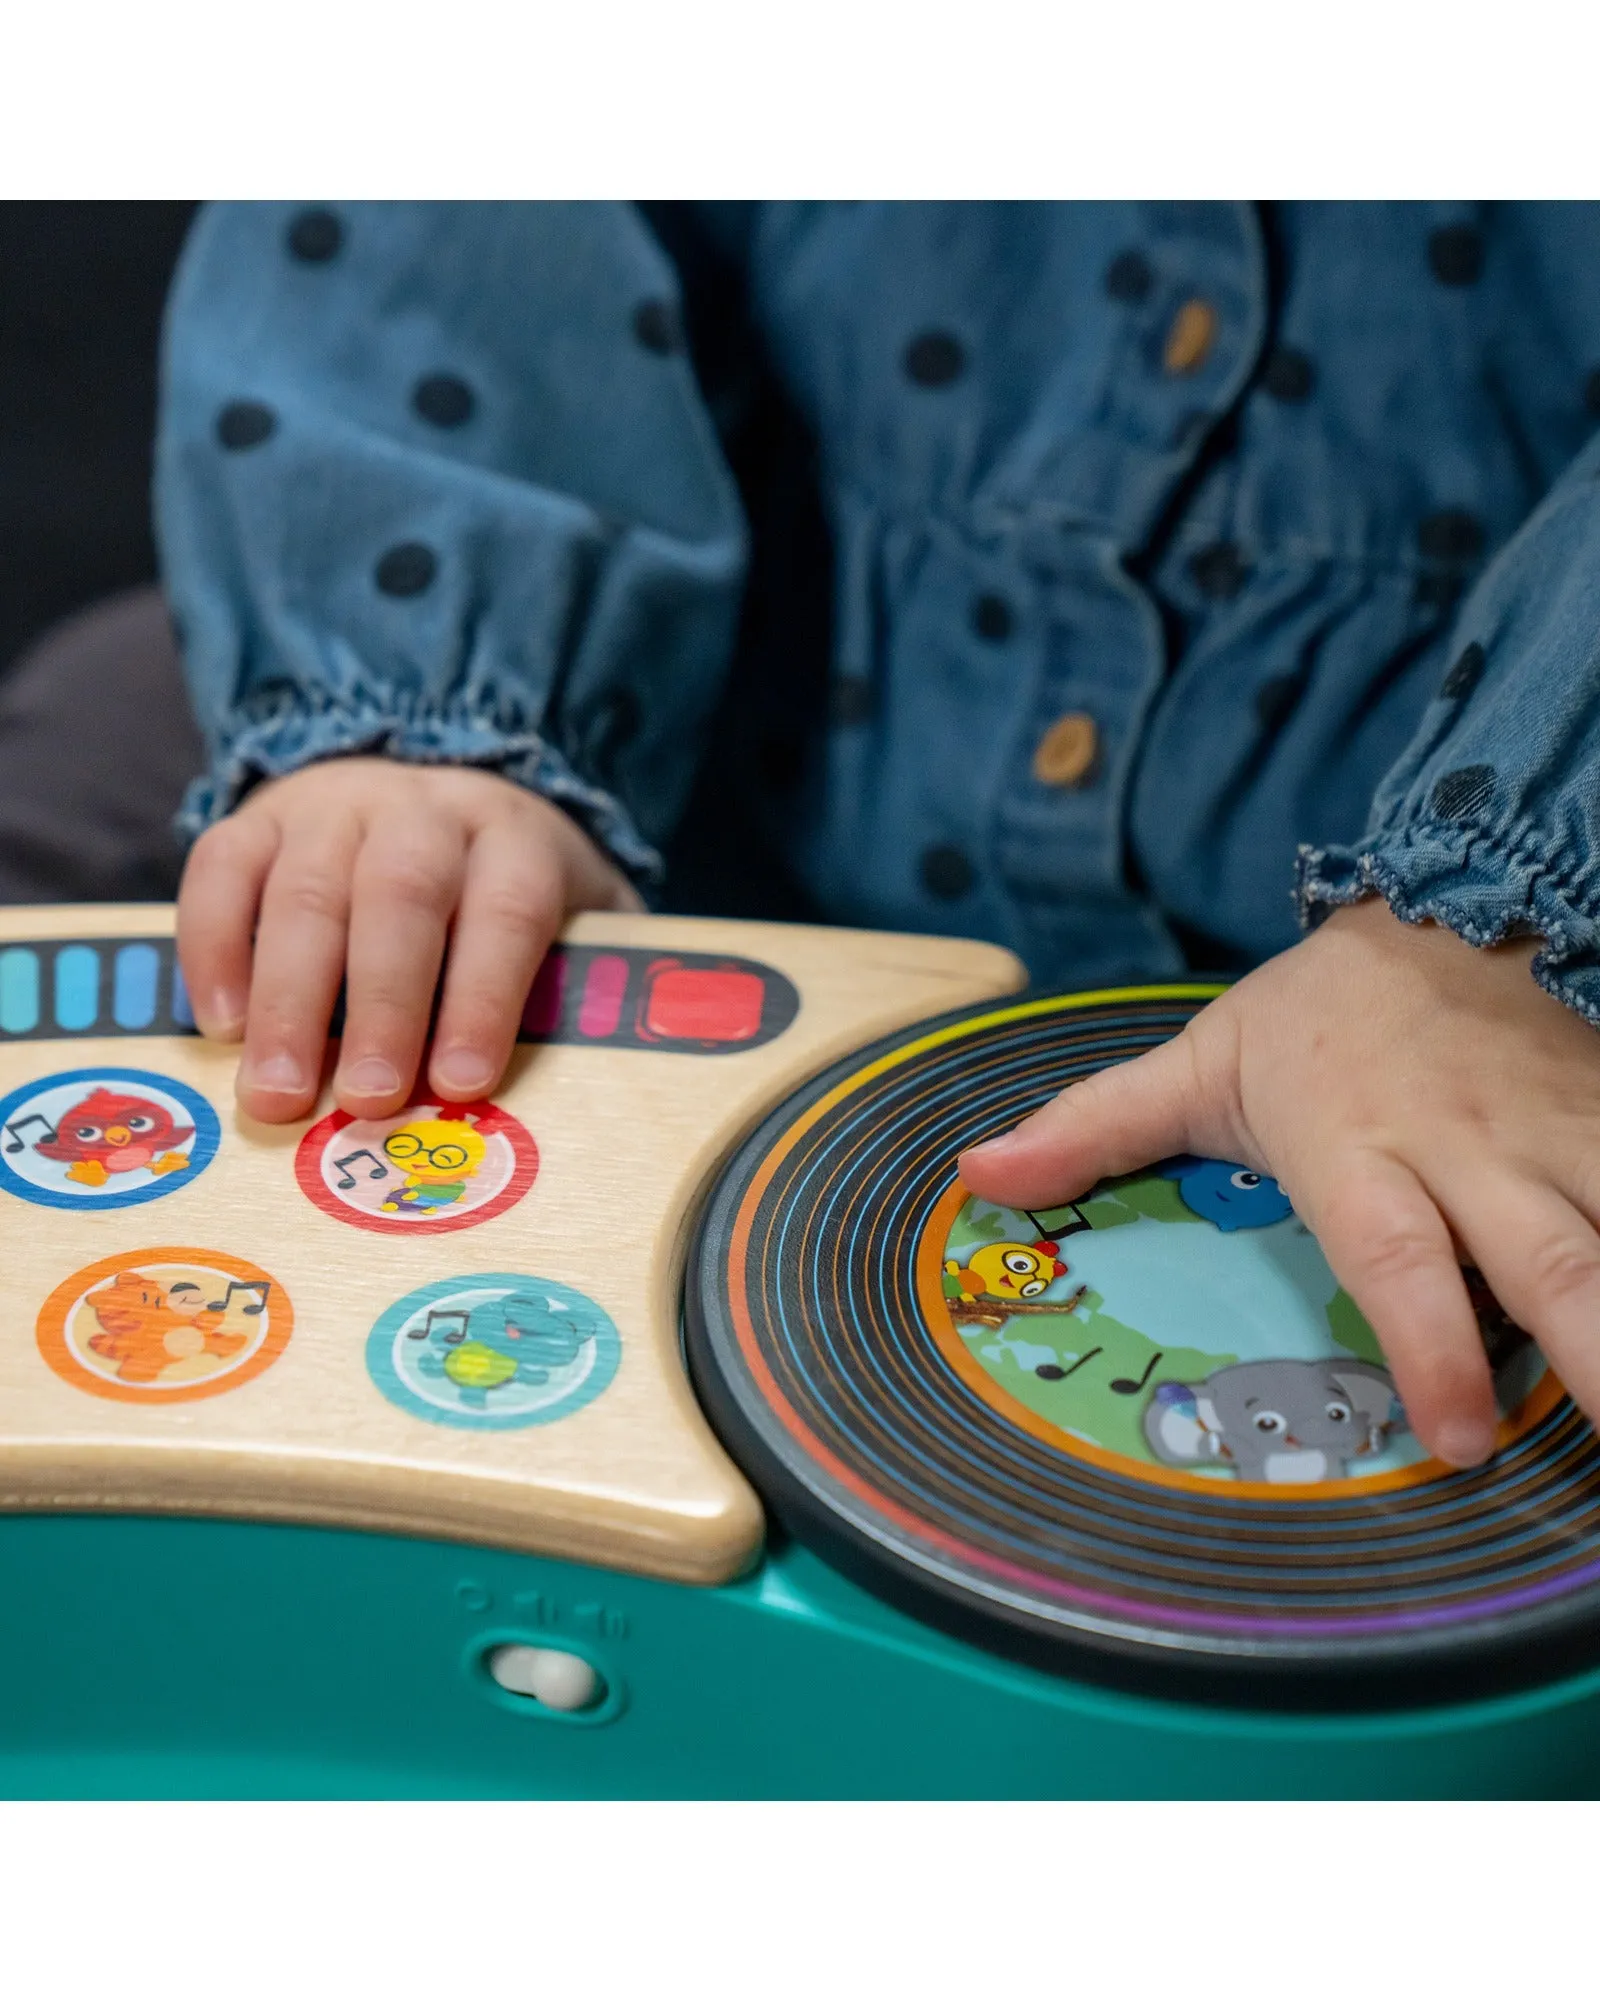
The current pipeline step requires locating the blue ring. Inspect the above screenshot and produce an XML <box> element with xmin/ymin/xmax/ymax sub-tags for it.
<box><xmin>0</xmin><ymin>1067</ymin><xmax>221</xmax><ymax>1211</ymax></box>
<box><xmin>366</xmin><ymin>1273</ymin><xmax>621</xmax><ymax>1430</ymax></box>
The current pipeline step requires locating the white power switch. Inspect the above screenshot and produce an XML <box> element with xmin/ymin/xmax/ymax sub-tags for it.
<box><xmin>487</xmin><ymin>1644</ymin><xmax>602</xmax><ymax>1712</ymax></box>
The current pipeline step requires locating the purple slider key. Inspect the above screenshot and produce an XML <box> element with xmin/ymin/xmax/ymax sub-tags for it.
<box><xmin>521</xmin><ymin>951</ymin><xmax>567</xmax><ymax>1037</ymax></box>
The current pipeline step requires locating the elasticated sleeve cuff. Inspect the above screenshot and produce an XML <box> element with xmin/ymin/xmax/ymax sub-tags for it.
<box><xmin>1297</xmin><ymin>427</ymin><xmax>1600</xmax><ymax>1028</ymax></box>
<box><xmin>1297</xmin><ymin>825</ymin><xmax>1600</xmax><ymax>1027</ymax></box>
<box><xmin>175</xmin><ymin>687</ymin><xmax>665</xmax><ymax>885</ymax></box>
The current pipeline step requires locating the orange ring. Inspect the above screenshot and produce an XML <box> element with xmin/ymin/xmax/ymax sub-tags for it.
<box><xmin>37</xmin><ymin>1246</ymin><xmax>293</xmax><ymax>1405</ymax></box>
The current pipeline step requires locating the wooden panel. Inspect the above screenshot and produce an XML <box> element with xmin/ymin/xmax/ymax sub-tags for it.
<box><xmin>0</xmin><ymin>906</ymin><xmax>1024</xmax><ymax>1583</ymax></box>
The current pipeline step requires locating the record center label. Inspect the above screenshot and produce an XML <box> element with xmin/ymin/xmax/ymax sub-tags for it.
<box><xmin>928</xmin><ymin>1165</ymin><xmax>1551</xmax><ymax>1495</ymax></box>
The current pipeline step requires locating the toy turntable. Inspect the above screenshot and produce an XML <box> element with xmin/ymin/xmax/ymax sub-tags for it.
<box><xmin>1</xmin><ymin>903</ymin><xmax>1598</xmax><ymax>1798</ymax></box>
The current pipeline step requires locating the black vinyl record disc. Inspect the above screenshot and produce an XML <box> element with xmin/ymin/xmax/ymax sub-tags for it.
<box><xmin>685</xmin><ymin>985</ymin><xmax>1600</xmax><ymax>1709</ymax></box>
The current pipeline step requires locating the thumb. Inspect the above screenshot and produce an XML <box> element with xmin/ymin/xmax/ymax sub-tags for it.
<box><xmin>958</xmin><ymin>1029</ymin><xmax>1242</xmax><ymax>1210</ymax></box>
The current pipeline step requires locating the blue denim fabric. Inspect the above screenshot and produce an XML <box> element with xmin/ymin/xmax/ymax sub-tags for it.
<box><xmin>156</xmin><ymin>201</ymin><xmax>1600</xmax><ymax>1011</ymax></box>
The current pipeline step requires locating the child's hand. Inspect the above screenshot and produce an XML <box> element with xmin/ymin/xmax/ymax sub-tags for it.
<box><xmin>959</xmin><ymin>897</ymin><xmax>1600</xmax><ymax>1469</ymax></box>
<box><xmin>177</xmin><ymin>758</ymin><xmax>642</xmax><ymax>1124</ymax></box>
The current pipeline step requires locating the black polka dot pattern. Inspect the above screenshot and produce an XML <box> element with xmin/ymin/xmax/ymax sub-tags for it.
<box><xmin>1104</xmin><ymin>251</ymin><xmax>1154</xmax><ymax>304</ymax></box>
<box><xmin>412</xmin><ymin>374</ymin><xmax>475</xmax><ymax>428</ymax></box>
<box><xmin>1428</xmin><ymin>225</ymin><xmax>1484</xmax><ymax>287</ymax></box>
<box><xmin>1585</xmin><ymin>368</ymin><xmax>1600</xmax><ymax>418</ymax></box>
<box><xmin>1418</xmin><ymin>509</ymin><xmax>1485</xmax><ymax>563</ymax></box>
<box><xmin>1440</xmin><ymin>641</ymin><xmax>1486</xmax><ymax>700</ymax></box>
<box><xmin>830</xmin><ymin>676</ymin><xmax>874</xmax><ymax>726</ymax></box>
<box><xmin>903</xmin><ymin>331</ymin><xmax>966</xmax><ymax>388</ymax></box>
<box><xmin>1430</xmin><ymin>764</ymin><xmax>1496</xmax><ymax>819</ymax></box>
<box><xmin>1254</xmin><ymin>673</ymin><xmax>1301</xmax><ymax>730</ymax></box>
<box><xmin>287</xmin><ymin>209</ymin><xmax>343</xmax><ymax>264</ymax></box>
<box><xmin>632</xmin><ymin>299</ymin><xmax>680</xmax><ymax>355</ymax></box>
<box><xmin>971</xmin><ymin>593</ymin><xmax>1014</xmax><ymax>642</ymax></box>
<box><xmin>1188</xmin><ymin>541</ymin><xmax>1250</xmax><ymax>600</ymax></box>
<box><xmin>1261</xmin><ymin>348</ymin><xmax>1315</xmax><ymax>402</ymax></box>
<box><xmin>375</xmin><ymin>543</ymin><xmax>438</xmax><ymax>598</ymax></box>
<box><xmin>215</xmin><ymin>401</ymin><xmax>277</xmax><ymax>451</ymax></box>
<box><xmin>920</xmin><ymin>843</ymin><xmax>975</xmax><ymax>899</ymax></box>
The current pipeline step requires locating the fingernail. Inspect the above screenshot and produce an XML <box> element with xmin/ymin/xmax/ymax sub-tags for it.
<box><xmin>433</xmin><ymin>1048</ymin><xmax>493</xmax><ymax>1099</ymax></box>
<box><xmin>1435</xmin><ymin>1419</ymin><xmax>1496</xmax><ymax>1468</ymax></box>
<box><xmin>205</xmin><ymin>991</ymin><xmax>246</xmax><ymax>1039</ymax></box>
<box><xmin>245</xmin><ymin>1052</ymin><xmax>306</xmax><ymax>1096</ymax></box>
<box><xmin>341</xmin><ymin>1056</ymin><xmax>401</xmax><ymax>1098</ymax></box>
<box><xmin>961</xmin><ymin>1132</ymin><xmax>1017</xmax><ymax>1162</ymax></box>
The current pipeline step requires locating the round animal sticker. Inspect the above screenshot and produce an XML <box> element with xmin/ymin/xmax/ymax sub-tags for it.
<box><xmin>295</xmin><ymin>1099</ymin><xmax>538</xmax><ymax>1235</ymax></box>
<box><xmin>366</xmin><ymin>1274</ymin><xmax>620</xmax><ymax>1430</ymax></box>
<box><xmin>0</xmin><ymin>1068</ymin><xmax>219</xmax><ymax>1210</ymax></box>
<box><xmin>930</xmin><ymin>1155</ymin><xmax>1550</xmax><ymax>1492</ymax></box>
<box><xmin>37</xmin><ymin>1248</ymin><xmax>292</xmax><ymax>1404</ymax></box>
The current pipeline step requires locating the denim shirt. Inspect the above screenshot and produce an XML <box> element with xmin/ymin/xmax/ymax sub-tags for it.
<box><xmin>156</xmin><ymin>202</ymin><xmax>1600</xmax><ymax>1016</ymax></box>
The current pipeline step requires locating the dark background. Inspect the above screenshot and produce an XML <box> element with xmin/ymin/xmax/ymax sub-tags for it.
<box><xmin>0</xmin><ymin>202</ymin><xmax>196</xmax><ymax>676</ymax></box>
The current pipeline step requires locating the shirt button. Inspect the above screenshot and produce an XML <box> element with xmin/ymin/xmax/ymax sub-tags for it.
<box><xmin>1163</xmin><ymin>299</ymin><xmax>1216</xmax><ymax>374</ymax></box>
<box><xmin>920</xmin><ymin>844</ymin><xmax>975</xmax><ymax>899</ymax></box>
<box><xmin>1032</xmin><ymin>712</ymin><xmax>1099</xmax><ymax>788</ymax></box>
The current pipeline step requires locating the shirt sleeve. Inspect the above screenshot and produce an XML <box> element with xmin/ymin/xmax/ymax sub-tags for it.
<box><xmin>1297</xmin><ymin>427</ymin><xmax>1600</xmax><ymax>1024</ymax></box>
<box><xmin>155</xmin><ymin>201</ymin><xmax>749</xmax><ymax>884</ymax></box>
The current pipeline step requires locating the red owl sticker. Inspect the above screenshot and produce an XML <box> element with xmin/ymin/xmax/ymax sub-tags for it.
<box><xmin>0</xmin><ymin>1069</ymin><xmax>220</xmax><ymax>1210</ymax></box>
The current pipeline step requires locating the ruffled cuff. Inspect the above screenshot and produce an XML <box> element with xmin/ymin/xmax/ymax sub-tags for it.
<box><xmin>1296</xmin><ymin>824</ymin><xmax>1600</xmax><ymax>1028</ymax></box>
<box><xmin>176</xmin><ymin>686</ymin><xmax>663</xmax><ymax>887</ymax></box>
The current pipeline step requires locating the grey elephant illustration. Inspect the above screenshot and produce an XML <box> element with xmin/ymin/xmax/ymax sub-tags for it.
<box><xmin>1143</xmin><ymin>1357</ymin><xmax>1404</xmax><ymax>1483</ymax></box>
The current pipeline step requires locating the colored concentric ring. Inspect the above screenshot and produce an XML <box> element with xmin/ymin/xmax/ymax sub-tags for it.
<box><xmin>685</xmin><ymin>987</ymin><xmax>1600</xmax><ymax>1706</ymax></box>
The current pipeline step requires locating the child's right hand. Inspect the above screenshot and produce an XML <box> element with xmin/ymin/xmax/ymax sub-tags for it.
<box><xmin>176</xmin><ymin>758</ymin><xmax>643</xmax><ymax>1124</ymax></box>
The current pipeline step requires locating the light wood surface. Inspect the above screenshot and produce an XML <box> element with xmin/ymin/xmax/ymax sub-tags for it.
<box><xmin>0</xmin><ymin>906</ymin><xmax>1024</xmax><ymax>1583</ymax></box>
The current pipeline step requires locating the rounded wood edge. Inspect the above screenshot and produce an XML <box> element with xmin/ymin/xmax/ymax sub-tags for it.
<box><xmin>0</xmin><ymin>1444</ymin><xmax>766</xmax><ymax>1586</ymax></box>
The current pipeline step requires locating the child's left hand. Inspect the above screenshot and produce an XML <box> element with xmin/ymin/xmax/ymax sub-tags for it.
<box><xmin>958</xmin><ymin>897</ymin><xmax>1600</xmax><ymax>1469</ymax></box>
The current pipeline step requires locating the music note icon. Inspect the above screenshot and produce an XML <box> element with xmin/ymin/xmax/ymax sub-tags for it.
<box><xmin>411</xmin><ymin>1307</ymin><xmax>469</xmax><ymax>1344</ymax></box>
<box><xmin>205</xmin><ymin>1279</ymin><xmax>271</xmax><ymax>1317</ymax></box>
<box><xmin>1109</xmin><ymin>1352</ymin><xmax>1163</xmax><ymax>1396</ymax></box>
<box><xmin>4</xmin><ymin>1112</ymin><xmax>56</xmax><ymax>1154</ymax></box>
<box><xmin>334</xmin><ymin>1147</ymin><xmax>390</xmax><ymax>1191</ymax></box>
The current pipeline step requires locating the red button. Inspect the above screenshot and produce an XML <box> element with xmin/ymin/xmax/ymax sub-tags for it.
<box><xmin>641</xmin><ymin>962</ymin><xmax>767</xmax><ymax>1043</ymax></box>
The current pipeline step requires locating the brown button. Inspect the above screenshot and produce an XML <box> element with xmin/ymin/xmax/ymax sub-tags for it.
<box><xmin>1033</xmin><ymin>712</ymin><xmax>1099</xmax><ymax>787</ymax></box>
<box><xmin>1163</xmin><ymin>298</ymin><xmax>1216</xmax><ymax>375</ymax></box>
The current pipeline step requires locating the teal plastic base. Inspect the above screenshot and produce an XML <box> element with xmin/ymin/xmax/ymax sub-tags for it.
<box><xmin>1</xmin><ymin>1513</ymin><xmax>1597</xmax><ymax>1797</ymax></box>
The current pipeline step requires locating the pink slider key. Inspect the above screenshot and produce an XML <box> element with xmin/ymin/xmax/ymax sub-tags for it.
<box><xmin>576</xmin><ymin>954</ymin><xmax>630</xmax><ymax>1038</ymax></box>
